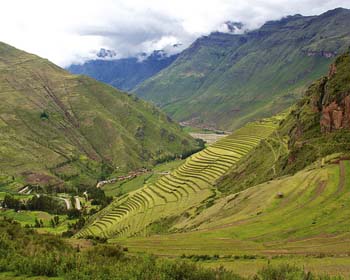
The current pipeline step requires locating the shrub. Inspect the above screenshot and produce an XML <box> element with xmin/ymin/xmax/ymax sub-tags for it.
<box><xmin>40</xmin><ymin>111</ymin><xmax>49</xmax><ymax>120</ymax></box>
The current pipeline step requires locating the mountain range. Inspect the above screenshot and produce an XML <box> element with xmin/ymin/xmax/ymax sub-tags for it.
<box><xmin>68</xmin><ymin>50</ymin><xmax>178</xmax><ymax>92</ymax></box>
<box><xmin>69</xmin><ymin>8</ymin><xmax>350</xmax><ymax>131</ymax></box>
<box><xmin>135</xmin><ymin>8</ymin><xmax>350</xmax><ymax>130</ymax></box>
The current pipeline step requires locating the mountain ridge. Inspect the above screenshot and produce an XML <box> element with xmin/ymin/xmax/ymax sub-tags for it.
<box><xmin>135</xmin><ymin>8</ymin><xmax>350</xmax><ymax>130</ymax></box>
<box><xmin>67</xmin><ymin>51</ymin><xmax>178</xmax><ymax>91</ymax></box>
<box><xmin>0</xmin><ymin>41</ymin><xmax>199</xmax><ymax>191</ymax></box>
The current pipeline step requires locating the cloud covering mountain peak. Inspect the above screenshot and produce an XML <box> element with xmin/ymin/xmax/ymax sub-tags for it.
<box><xmin>1</xmin><ymin>0</ymin><xmax>349</xmax><ymax>67</ymax></box>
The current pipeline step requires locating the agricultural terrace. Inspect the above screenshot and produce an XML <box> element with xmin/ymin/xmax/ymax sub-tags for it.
<box><xmin>76</xmin><ymin>118</ymin><xmax>280</xmax><ymax>238</ymax></box>
<box><xmin>118</xmin><ymin>160</ymin><xmax>350</xmax><ymax>260</ymax></box>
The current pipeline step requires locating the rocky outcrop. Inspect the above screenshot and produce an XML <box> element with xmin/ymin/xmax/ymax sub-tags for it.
<box><xmin>319</xmin><ymin>54</ymin><xmax>350</xmax><ymax>132</ymax></box>
<box><xmin>320</xmin><ymin>95</ymin><xmax>350</xmax><ymax>132</ymax></box>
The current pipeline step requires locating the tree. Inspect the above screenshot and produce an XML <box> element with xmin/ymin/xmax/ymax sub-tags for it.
<box><xmin>54</xmin><ymin>216</ymin><xmax>60</xmax><ymax>226</ymax></box>
<box><xmin>3</xmin><ymin>194</ymin><xmax>22</xmax><ymax>211</ymax></box>
<box><xmin>50</xmin><ymin>219</ymin><xmax>56</xmax><ymax>228</ymax></box>
<box><xmin>40</xmin><ymin>111</ymin><xmax>49</xmax><ymax>120</ymax></box>
<box><xmin>67</xmin><ymin>209</ymin><xmax>81</xmax><ymax>219</ymax></box>
<box><xmin>34</xmin><ymin>218</ymin><xmax>41</xmax><ymax>228</ymax></box>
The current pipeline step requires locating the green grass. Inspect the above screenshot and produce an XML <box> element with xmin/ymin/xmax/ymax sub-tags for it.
<box><xmin>0</xmin><ymin>209</ymin><xmax>74</xmax><ymax>234</ymax></box>
<box><xmin>0</xmin><ymin>192</ymin><xmax>33</xmax><ymax>200</ymax></box>
<box><xmin>116</xmin><ymin>161</ymin><xmax>350</xmax><ymax>259</ymax></box>
<box><xmin>0</xmin><ymin>272</ymin><xmax>62</xmax><ymax>280</ymax></box>
<box><xmin>199</xmin><ymin>256</ymin><xmax>350</xmax><ymax>278</ymax></box>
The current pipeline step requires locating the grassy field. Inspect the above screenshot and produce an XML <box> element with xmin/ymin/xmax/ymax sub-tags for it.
<box><xmin>114</xmin><ymin>161</ymin><xmax>350</xmax><ymax>256</ymax></box>
<box><xmin>106</xmin><ymin>160</ymin><xmax>350</xmax><ymax>277</ymax></box>
<box><xmin>0</xmin><ymin>209</ymin><xmax>75</xmax><ymax>234</ymax></box>
<box><xmin>0</xmin><ymin>273</ymin><xmax>61</xmax><ymax>280</ymax></box>
<box><xmin>0</xmin><ymin>191</ymin><xmax>33</xmax><ymax>200</ymax></box>
<box><xmin>199</xmin><ymin>256</ymin><xmax>350</xmax><ymax>278</ymax></box>
<box><xmin>77</xmin><ymin>118</ymin><xmax>280</xmax><ymax>239</ymax></box>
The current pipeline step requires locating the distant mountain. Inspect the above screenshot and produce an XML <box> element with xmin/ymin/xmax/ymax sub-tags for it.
<box><xmin>0</xmin><ymin>42</ymin><xmax>199</xmax><ymax>191</ymax></box>
<box><xmin>67</xmin><ymin>50</ymin><xmax>178</xmax><ymax>91</ymax></box>
<box><xmin>135</xmin><ymin>8</ymin><xmax>350</xmax><ymax>131</ymax></box>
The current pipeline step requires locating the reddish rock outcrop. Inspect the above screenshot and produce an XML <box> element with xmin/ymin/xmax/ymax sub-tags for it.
<box><xmin>320</xmin><ymin>95</ymin><xmax>350</xmax><ymax>132</ymax></box>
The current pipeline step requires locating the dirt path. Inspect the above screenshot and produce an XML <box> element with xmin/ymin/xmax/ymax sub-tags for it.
<box><xmin>309</xmin><ymin>180</ymin><xmax>327</xmax><ymax>203</ymax></box>
<box><xmin>74</xmin><ymin>196</ymin><xmax>81</xmax><ymax>210</ymax></box>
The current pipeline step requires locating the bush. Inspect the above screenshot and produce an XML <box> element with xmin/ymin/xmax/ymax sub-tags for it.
<box><xmin>0</xmin><ymin>218</ymin><xmax>343</xmax><ymax>280</ymax></box>
<box><xmin>255</xmin><ymin>264</ymin><xmax>316</xmax><ymax>280</ymax></box>
<box><xmin>67</xmin><ymin>208</ymin><xmax>81</xmax><ymax>219</ymax></box>
<box><xmin>40</xmin><ymin>111</ymin><xmax>49</xmax><ymax>120</ymax></box>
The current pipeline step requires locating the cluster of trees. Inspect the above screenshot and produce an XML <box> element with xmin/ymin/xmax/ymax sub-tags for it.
<box><xmin>2</xmin><ymin>194</ymin><xmax>66</xmax><ymax>214</ymax></box>
<box><xmin>27</xmin><ymin>195</ymin><xmax>66</xmax><ymax>214</ymax></box>
<box><xmin>2</xmin><ymin>194</ymin><xmax>24</xmax><ymax>211</ymax></box>
<box><xmin>0</xmin><ymin>217</ymin><xmax>340</xmax><ymax>280</ymax></box>
<box><xmin>75</xmin><ymin>184</ymin><xmax>113</xmax><ymax>209</ymax></box>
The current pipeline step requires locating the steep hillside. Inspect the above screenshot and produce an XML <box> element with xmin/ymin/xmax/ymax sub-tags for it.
<box><xmin>116</xmin><ymin>51</ymin><xmax>350</xmax><ymax>261</ymax></box>
<box><xmin>218</xmin><ymin>49</ymin><xmax>350</xmax><ymax>194</ymax></box>
<box><xmin>67</xmin><ymin>51</ymin><xmax>178</xmax><ymax>91</ymax></box>
<box><xmin>135</xmin><ymin>8</ymin><xmax>350</xmax><ymax>130</ymax></box>
<box><xmin>76</xmin><ymin>118</ymin><xmax>280</xmax><ymax>238</ymax></box>
<box><xmin>0</xmin><ymin>42</ymin><xmax>199</xmax><ymax>191</ymax></box>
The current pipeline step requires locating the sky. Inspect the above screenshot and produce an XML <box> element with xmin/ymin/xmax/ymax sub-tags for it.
<box><xmin>1</xmin><ymin>0</ymin><xmax>349</xmax><ymax>67</ymax></box>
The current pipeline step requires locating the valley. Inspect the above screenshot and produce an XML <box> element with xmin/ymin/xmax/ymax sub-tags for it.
<box><xmin>134</xmin><ymin>8</ymin><xmax>350</xmax><ymax>131</ymax></box>
<box><xmin>1</xmin><ymin>4</ymin><xmax>350</xmax><ymax>279</ymax></box>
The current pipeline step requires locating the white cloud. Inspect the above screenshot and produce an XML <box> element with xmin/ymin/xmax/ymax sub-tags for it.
<box><xmin>0</xmin><ymin>0</ymin><xmax>349</xmax><ymax>66</ymax></box>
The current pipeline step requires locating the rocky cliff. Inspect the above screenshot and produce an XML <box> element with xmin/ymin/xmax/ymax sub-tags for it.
<box><xmin>319</xmin><ymin>53</ymin><xmax>350</xmax><ymax>132</ymax></box>
<box><xmin>278</xmin><ymin>50</ymin><xmax>350</xmax><ymax>174</ymax></box>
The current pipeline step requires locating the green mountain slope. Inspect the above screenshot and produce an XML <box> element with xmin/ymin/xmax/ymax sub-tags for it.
<box><xmin>219</xmin><ymin>49</ymin><xmax>350</xmax><ymax>194</ymax></box>
<box><xmin>135</xmin><ymin>8</ymin><xmax>350</xmax><ymax>131</ymax></box>
<box><xmin>0</xmin><ymin>42</ymin><xmax>200</xmax><ymax>191</ymax></box>
<box><xmin>116</xmin><ymin>51</ymin><xmax>350</xmax><ymax>258</ymax></box>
